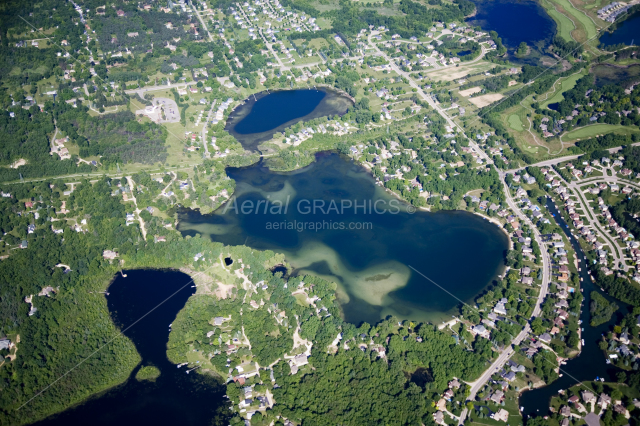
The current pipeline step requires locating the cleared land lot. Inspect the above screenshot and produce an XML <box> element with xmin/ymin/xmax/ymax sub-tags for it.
<box><xmin>426</xmin><ymin>61</ymin><xmax>493</xmax><ymax>81</ymax></box>
<box><xmin>469</xmin><ymin>93</ymin><xmax>504</xmax><ymax>108</ymax></box>
<box><xmin>459</xmin><ymin>86</ymin><xmax>482</xmax><ymax>97</ymax></box>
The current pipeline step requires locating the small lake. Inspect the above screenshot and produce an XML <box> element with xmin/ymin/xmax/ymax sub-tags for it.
<box><xmin>592</xmin><ymin>63</ymin><xmax>640</xmax><ymax>87</ymax></box>
<box><xmin>599</xmin><ymin>11</ymin><xmax>640</xmax><ymax>47</ymax></box>
<box><xmin>519</xmin><ymin>199</ymin><xmax>630</xmax><ymax>417</ymax></box>
<box><xmin>32</xmin><ymin>270</ymin><xmax>227</xmax><ymax>426</ymax></box>
<box><xmin>466</xmin><ymin>0</ymin><xmax>557</xmax><ymax>63</ymax></box>
<box><xmin>178</xmin><ymin>152</ymin><xmax>509</xmax><ymax>325</ymax></box>
<box><xmin>225</xmin><ymin>88</ymin><xmax>353</xmax><ymax>151</ymax></box>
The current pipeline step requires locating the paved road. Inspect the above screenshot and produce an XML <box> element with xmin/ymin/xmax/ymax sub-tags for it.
<box><xmin>368</xmin><ymin>32</ymin><xmax>492</xmax><ymax>165</ymax></box>
<box><xmin>125</xmin><ymin>176</ymin><xmax>147</xmax><ymax>241</ymax></box>
<box><xmin>201</xmin><ymin>100</ymin><xmax>218</xmax><ymax>158</ymax></box>
<box><xmin>458</xmin><ymin>174</ymin><xmax>551</xmax><ymax>424</ymax></box>
<box><xmin>507</xmin><ymin>142</ymin><xmax>640</xmax><ymax>173</ymax></box>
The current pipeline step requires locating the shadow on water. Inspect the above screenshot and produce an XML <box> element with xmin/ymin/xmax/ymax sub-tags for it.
<box><xmin>224</xmin><ymin>87</ymin><xmax>353</xmax><ymax>151</ymax></box>
<box><xmin>519</xmin><ymin>199</ymin><xmax>630</xmax><ymax>419</ymax></box>
<box><xmin>32</xmin><ymin>270</ymin><xmax>227</xmax><ymax>426</ymax></box>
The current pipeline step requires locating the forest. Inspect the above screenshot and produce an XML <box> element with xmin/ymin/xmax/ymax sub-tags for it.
<box><xmin>54</xmin><ymin>103</ymin><xmax>169</xmax><ymax>166</ymax></box>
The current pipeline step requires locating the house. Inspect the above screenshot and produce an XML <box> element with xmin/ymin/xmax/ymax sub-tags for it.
<box><xmin>568</xmin><ymin>395</ymin><xmax>579</xmax><ymax>404</ymax></box>
<box><xmin>522</xmin><ymin>277</ymin><xmax>534</xmax><ymax>285</ymax></box>
<box><xmin>490</xmin><ymin>390</ymin><xmax>504</xmax><ymax>404</ymax></box>
<box><xmin>502</xmin><ymin>371</ymin><xmax>516</xmax><ymax>381</ymax></box>
<box><xmin>493</xmin><ymin>408</ymin><xmax>509</xmax><ymax>422</ymax></box>
<box><xmin>493</xmin><ymin>298</ymin><xmax>508</xmax><ymax>315</ymax></box>
<box><xmin>433</xmin><ymin>411</ymin><xmax>445</xmax><ymax>425</ymax></box>
<box><xmin>598</xmin><ymin>393</ymin><xmax>612</xmax><ymax>408</ymax></box>
<box><xmin>582</xmin><ymin>391</ymin><xmax>596</xmax><ymax>404</ymax></box>
<box><xmin>449</xmin><ymin>378</ymin><xmax>461</xmax><ymax>389</ymax></box>
<box><xmin>103</xmin><ymin>250</ymin><xmax>118</xmax><ymax>260</ymax></box>
<box><xmin>539</xmin><ymin>333</ymin><xmax>551</xmax><ymax>343</ymax></box>
<box><xmin>471</xmin><ymin>324</ymin><xmax>490</xmax><ymax>339</ymax></box>
<box><xmin>213</xmin><ymin>317</ymin><xmax>225</xmax><ymax>326</ymax></box>
<box><xmin>508</xmin><ymin>360</ymin><xmax>526</xmax><ymax>373</ymax></box>
<box><xmin>619</xmin><ymin>331</ymin><xmax>629</xmax><ymax>344</ymax></box>
<box><xmin>560</xmin><ymin>406</ymin><xmax>571</xmax><ymax>416</ymax></box>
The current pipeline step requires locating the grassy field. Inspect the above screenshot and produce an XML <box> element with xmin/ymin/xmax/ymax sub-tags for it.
<box><xmin>425</xmin><ymin>61</ymin><xmax>494</xmax><ymax>82</ymax></box>
<box><xmin>541</xmin><ymin>0</ymin><xmax>576</xmax><ymax>42</ymax></box>
<box><xmin>540</xmin><ymin>69</ymin><xmax>587</xmax><ymax>109</ymax></box>
<box><xmin>561</xmin><ymin>124</ymin><xmax>640</xmax><ymax>142</ymax></box>
<box><xmin>508</xmin><ymin>114</ymin><xmax>525</xmax><ymax>131</ymax></box>
<box><xmin>498</xmin><ymin>97</ymin><xmax>568</xmax><ymax>161</ymax></box>
<box><xmin>546</xmin><ymin>0</ymin><xmax>599</xmax><ymax>44</ymax></box>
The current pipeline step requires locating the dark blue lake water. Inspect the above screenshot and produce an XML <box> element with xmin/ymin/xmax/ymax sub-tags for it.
<box><xmin>599</xmin><ymin>11</ymin><xmax>640</xmax><ymax>47</ymax></box>
<box><xmin>178</xmin><ymin>152</ymin><xmax>509</xmax><ymax>325</ymax></box>
<box><xmin>32</xmin><ymin>270</ymin><xmax>228</xmax><ymax>426</ymax></box>
<box><xmin>225</xmin><ymin>88</ymin><xmax>353</xmax><ymax>151</ymax></box>
<box><xmin>467</xmin><ymin>0</ymin><xmax>557</xmax><ymax>60</ymax></box>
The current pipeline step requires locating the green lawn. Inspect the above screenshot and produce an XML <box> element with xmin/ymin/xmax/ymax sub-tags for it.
<box><xmin>549</xmin><ymin>0</ymin><xmax>598</xmax><ymax>40</ymax></box>
<box><xmin>542</xmin><ymin>0</ymin><xmax>576</xmax><ymax>42</ymax></box>
<box><xmin>562</xmin><ymin>124</ymin><xmax>640</xmax><ymax>142</ymax></box>
<box><xmin>541</xmin><ymin>70</ymin><xmax>587</xmax><ymax>109</ymax></box>
<box><xmin>508</xmin><ymin>114</ymin><xmax>525</xmax><ymax>131</ymax></box>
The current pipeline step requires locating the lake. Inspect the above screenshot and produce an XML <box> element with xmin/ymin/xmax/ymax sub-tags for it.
<box><xmin>519</xmin><ymin>199</ymin><xmax>630</xmax><ymax>417</ymax></box>
<box><xmin>178</xmin><ymin>152</ymin><xmax>509</xmax><ymax>325</ymax></box>
<box><xmin>599</xmin><ymin>11</ymin><xmax>640</xmax><ymax>47</ymax></box>
<box><xmin>466</xmin><ymin>0</ymin><xmax>557</xmax><ymax>62</ymax></box>
<box><xmin>31</xmin><ymin>270</ymin><xmax>228</xmax><ymax>426</ymax></box>
<box><xmin>225</xmin><ymin>88</ymin><xmax>353</xmax><ymax>151</ymax></box>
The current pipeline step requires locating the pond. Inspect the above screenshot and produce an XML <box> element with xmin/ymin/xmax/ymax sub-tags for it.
<box><xmin>466</xmin><ymin>0</ymin><xmax>556</xmax><ymax>63</ymax></box>
<box><xmin>547</xmin><ymin>102</ymin><xmax>560</xmax><ymax>111</ymax></box>
<box><xmin>519</xmin><ymin>199</ymin><xmax>630</xmax><ymax>418</ymax></box>
<box><xmin>599</xmin><ymin>11</ymin><xmax>640</xmax><ymax>47</ymax></box>
<box><xmin>32</xmin><ymin>270</ymin><xmax>227</xmax><ymax>426</ymax></box>
<box><xmin>225</xmin><ymin>88</ymin><xmax>353</xmax><ymax>151</ymax></box>
<box><xmin>592</xmin><ymin>64</ymin><xmax>640</xmax><ymax>87</ymax></box>
<box><xmin>178</xmin><ymin>152</ymin><xmax>509</xmax><ymax>325</ymax></box>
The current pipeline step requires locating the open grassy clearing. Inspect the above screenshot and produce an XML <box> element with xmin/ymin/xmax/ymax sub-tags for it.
<box><xmin>508</xmin><ymin>114</ymin><xmax>525</xmax><ymax>131</ymax></box>
<box><xmin>459</xmin><ymin>86</ymin><xmax>482</xmax><ymax>97</ymax></box>
<box><xmin>561</xmin><ymin>124</ymin><xmax>640</xmax><ymax>142</ymax></box>
<box><xmin>468</xmin><ymin>93</ymin><xmax>504</xmax><ymax>108</ymax></box>
<box><xmin>550</xmin><ymin>0</ymin><xmax>599</xmax><ymax>40</ymax></box>
<box><xmin>499</xmin><ymin>101</ymin><xmax>568</xmax><ymax>160</ymax></box>
<box><xmin>541</xmin><ymin>0</ymin><xmax>577</xmax><ymax>42</ymax></box>
<box><xmin>539</xmin><ymin>69</ymin><xmax>587</xmax><ymax>109</ymax></box>
<box><xmin>425</xmin><ymin>61</ymin><xmax>494</xmax><ymax>82</ymax></box>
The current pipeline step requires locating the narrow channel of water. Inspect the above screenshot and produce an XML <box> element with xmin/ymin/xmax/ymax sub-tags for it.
<box><xmin>32</xmin><ymin>270</ymin><xmax>227</xmax><ymax>426</ymax></box>
<box><xmin>520</xmin><ymin>199</ymin><xmax>629</xmax><ymax>418</ymax></box>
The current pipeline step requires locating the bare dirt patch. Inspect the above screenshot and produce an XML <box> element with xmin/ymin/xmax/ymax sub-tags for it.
<box><xmin>459</xmin><ymin>86</ymin><xmax>482</xmax><ymax>97</ymax></box>
<box><xmin>508</xmin><ymin>80</ymin><xmax>517</xmax><ymax>86</ymax></box>
<box><xmin>469</xmin><ymin>93</ymin><xmax>504</xmax><ymax>108</ymax></box>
